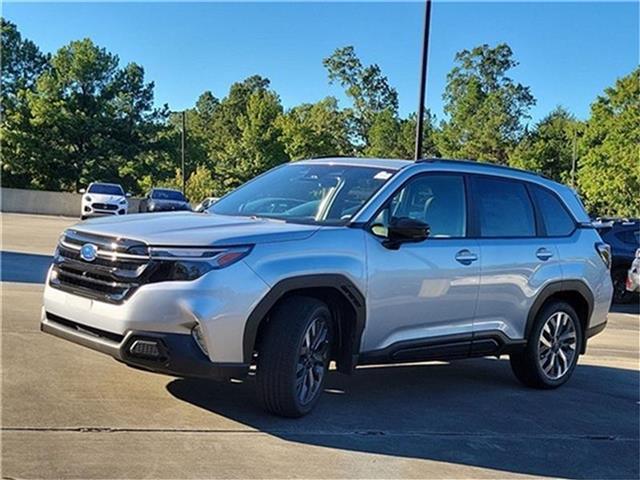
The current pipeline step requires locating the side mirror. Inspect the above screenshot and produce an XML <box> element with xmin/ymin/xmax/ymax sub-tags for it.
<box><xmin>126</xmin><ymin>192</ymin><xmax>132</xmax><ymax>198</ymax></box>
<box><xmin>382</xmin><ymin>217</ymin><xmax>430</xmax><ymax>250</ymax></box>
<box><xmin>79</xmin><ymin>188</ymin><xmax>86</xmax><ymax>194</ymax></box>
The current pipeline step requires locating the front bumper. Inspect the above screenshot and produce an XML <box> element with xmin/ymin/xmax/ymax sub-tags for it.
<box><xmin>41</xmin><ymin>310</ymin><xmax>248</xmax><ymax>380</ymax></box>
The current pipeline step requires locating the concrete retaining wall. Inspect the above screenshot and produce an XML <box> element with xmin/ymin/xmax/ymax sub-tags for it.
<box><xmin>1</xmin><ymin>188</ymin><xmax>142</xmax><ymax>217</ymax></box>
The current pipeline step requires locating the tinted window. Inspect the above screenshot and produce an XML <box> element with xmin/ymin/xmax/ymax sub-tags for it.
<box><xmin>152</xmin><ymin>189</ymin><xmax>186</xmax><ymax>201</ymax></box>
<box><xmin>374</xmin><ymin>174</ymin><xmax>466</xmax><ymax>238</ymax></box>
<box><xmin>615</xmin><ymin>229</ymin><xmax>640</xmax><ymax>246</ymax></box>
<box><xmin>531</xmin><ymin>186</ymin><xmax>575</xmax><ymax>236</ymax></box>
<box><xmin>473</xmin><ymin>177</ymin><xmax>535</xmax><ymax>237</ymax></box>
<box><xmin>88</xmin><ymin>184</ymin><xmax>124</xmax><ymax>195</ymax></box>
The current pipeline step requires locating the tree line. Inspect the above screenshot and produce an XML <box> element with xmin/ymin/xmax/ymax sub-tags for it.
<box><xmin>1</xmin><ymin>19</ymin><xmax>637</xmax><ymax>217</ymax></box>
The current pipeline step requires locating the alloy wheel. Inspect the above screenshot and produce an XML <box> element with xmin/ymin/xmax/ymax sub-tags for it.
<box><xmin>538</xmin><ymin>311</ymin><xmax>577</xmax><ymax>380</ymax></box>
<box><xmin>296</xmin><ymin>317</ymin><xmax>330</xmax><ymax>405</ymax></box>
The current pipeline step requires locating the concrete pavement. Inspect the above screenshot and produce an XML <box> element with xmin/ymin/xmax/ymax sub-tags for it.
<box><xmin>1</xmin><ymin>213</ymin><xmax>639</xmax><ymax>479</ymax></box>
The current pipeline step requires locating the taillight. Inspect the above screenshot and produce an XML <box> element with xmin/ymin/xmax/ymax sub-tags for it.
<box><xmin>595</xmin><ymin>242</ymin><xmax>611</xmax><ymax>269</ymax></box>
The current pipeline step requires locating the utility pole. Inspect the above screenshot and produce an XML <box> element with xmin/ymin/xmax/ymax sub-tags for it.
<box><xmin>571</xmin><ymin>128</ymin><xmax>577</xmax><ymax>188</ymax></box>
<box><xmin>181</xmin><ymin>111</ymin><xmax>186</xmax><ymax>194</ymax></box>
<box><xmin>414</xmin><ymin>0</ymin><xmax>433</xmax><ymax>161</ymax></box>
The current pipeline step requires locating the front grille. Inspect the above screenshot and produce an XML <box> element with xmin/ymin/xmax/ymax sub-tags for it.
<box><xmin>50</xmin><ymin>229</ymin><xmax>153</xmax><ymax>303</ymax></box>
<box><xmin>92</xmin><ymin>203</ymin><xmax>118</xmax><ymax>211</ymax></box>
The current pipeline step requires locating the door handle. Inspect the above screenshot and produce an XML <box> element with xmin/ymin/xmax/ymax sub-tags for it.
<box><xmin>455</xmin><ymin>250</ymin><xmax>478</xmax><ymax>265</ymax></box>
<box><xmin>536</xmin><ymin>248</ymin><xmax>554</xmax><ymax>261</ymax></box>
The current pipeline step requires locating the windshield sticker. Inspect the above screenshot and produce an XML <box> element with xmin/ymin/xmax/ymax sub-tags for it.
<box><xmin>374</xmin><ymin>171</ymin><xmax>393</xmax><ymax>181</ymax></box>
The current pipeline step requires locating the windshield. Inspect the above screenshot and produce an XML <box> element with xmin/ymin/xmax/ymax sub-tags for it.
<box><xmin>152</xmin><ymin>189</ymin><xmax>186</xmax><ymax>201</ymax></box>
<box><xmin>210</xmin><ymin>163</ymin><xmax>396</xmax><ymax>224</ymax></box>
<box><xmin>88</xmin><ymin>184</ymin><xmax>124</xmax><ymax>195</ymax></box>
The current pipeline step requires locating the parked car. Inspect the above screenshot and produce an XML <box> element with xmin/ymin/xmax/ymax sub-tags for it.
<box><xmin>43</xmin><ymin>158</ymin><xmax>612</xmax><ymax>417</ymax></box>
<box><xmin>79</xmin><ymin>182</ymin><xmax>129</xmax><ymax>220</ymax></box>
<box><xmin>139</xmin><ymin>188</ymin><xmax>191</xmax><ymax>213</ymax></box>
<box><xmin>626</xmin><ymin>248</ymin><xmax>640</xmax><ymax>294</ymax></box>
<box><xmin>194</xmin><ymin>197</ymin><xmax>219</xmax><ymax>213</ymax></box>
<box><xmin>594</xmin><ymin>219</ymin><xmax>640</xmax><ymax>303</ymax></box>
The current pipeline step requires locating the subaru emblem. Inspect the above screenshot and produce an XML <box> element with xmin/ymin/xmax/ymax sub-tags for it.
<box><xmin>80</xmin><ymin>243</ymin><xmax>98</xmax><ymax>262</ymax></box>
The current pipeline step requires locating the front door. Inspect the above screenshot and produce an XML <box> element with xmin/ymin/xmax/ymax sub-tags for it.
<box><xmin>362</xmin><ymin>173</ymin><xmax>480</xmax><ymax>357</ymax></box>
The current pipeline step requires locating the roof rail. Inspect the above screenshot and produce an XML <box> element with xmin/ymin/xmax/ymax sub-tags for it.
<box><xmin>416</xmin><ymin>158</ymin><xmax>550</xmax><ymax>179</ymax></box>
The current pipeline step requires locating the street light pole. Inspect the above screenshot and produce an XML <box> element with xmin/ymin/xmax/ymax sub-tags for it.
<box><xmin>414</xmin><ymin>0</ymin><xmax>432</xmax><ymax>160</ymax></box>
<box><xmin>181</xmin><ymin>111</ymin><xmax>186</xmax><ymax>194</ymax></box>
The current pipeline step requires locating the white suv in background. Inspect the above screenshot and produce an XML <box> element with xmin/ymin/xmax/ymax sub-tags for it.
<box><xmin>80</xmin><ymin>182</ymin><xmax>129</xmax><ymax>220</ymax></box>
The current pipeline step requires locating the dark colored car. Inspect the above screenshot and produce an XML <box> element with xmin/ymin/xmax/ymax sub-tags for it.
<box><xmin>140</xmin><ymin>188</ymin><xmax>191</xmax><ymax>213</ymax></box>
<box><xmin>595</xmin><ymin>219</ymin><xmax>640</xmax><ymax>303</ymax></box>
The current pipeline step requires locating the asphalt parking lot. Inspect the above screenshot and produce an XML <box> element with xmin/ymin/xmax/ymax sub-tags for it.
<box><xmin>1</xmin><ymin>213</ymin><xmax>639</xmax><ymax>479</ymax></box>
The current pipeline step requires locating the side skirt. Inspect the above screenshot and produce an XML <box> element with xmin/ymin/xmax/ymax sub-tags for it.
<box><xmin>357</xmin><ymin>331</ymin><xmax>526</xmax><ymax>366</ymax></box>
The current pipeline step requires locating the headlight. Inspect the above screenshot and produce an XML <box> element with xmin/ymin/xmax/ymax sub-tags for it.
<box><xmin>119</xmin><ymin>198</ymin><xmax>127</xmax><ymax>205</ymax></box>
<box><xmin>148</xmin><ymin>246</ymin><xmax>252</xmax><ymax>281</ymax></box>
<box><xmin>84</xmin><ymin>195</ymin><xmax>92</xmax><ymax>202</ymax></box>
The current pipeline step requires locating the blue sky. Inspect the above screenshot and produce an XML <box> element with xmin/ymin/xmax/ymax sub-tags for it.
<box><xmin>4</xmin><ymin>1</ymin><xmax>638</xmax><ymax>125</ymax></box>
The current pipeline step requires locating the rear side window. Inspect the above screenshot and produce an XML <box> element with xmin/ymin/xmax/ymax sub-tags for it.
<box><xmin>472</xmin><ymin>176</ymin><xmax>535</xmax><ymax>238</ymax></box>
<box><xmin>531</xmin><ymin>185</ymin><xmax>576</xmax><ymax>236</ymax></box>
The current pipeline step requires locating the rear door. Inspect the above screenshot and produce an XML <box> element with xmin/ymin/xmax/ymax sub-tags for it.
<box><xmin>470</xmin><ymin>175</ymin><xmax>563</xmax><ymax>341</ymax></box>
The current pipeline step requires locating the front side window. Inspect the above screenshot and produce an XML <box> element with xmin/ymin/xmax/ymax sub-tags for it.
<box><xmin>372</xmin><ymin>174</ymin><xmax>466</xmax><ymax>238</ymax></box>
<box><xmin>88</xmin><ymin>184</ymin><xmax>124</xmax><ymax>195</ymax></box>
<box><xmin>531</xmin><ymin>185</ymin><xmax>576</xmax><ymax>236</ymax></box>
<box><xmin>211</xmin><ymin>163</ymin><xmax>396</xmax><ymax>225</ymax></box>
<box><xmin>473</xmin><ymin>176</ymin><xmax>535</xmax><ymax>238</ymax></box>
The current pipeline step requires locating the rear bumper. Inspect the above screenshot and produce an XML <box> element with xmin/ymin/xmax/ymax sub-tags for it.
<box><xmin>41</xmin><ymin>310</ymin><xmax>248</xmax><ymax>381</ymax></box>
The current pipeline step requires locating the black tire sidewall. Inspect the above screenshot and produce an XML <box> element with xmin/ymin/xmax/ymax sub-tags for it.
<box><xmin>529</xmin><ymin>301</ymin><xmax>583</xmax><ymax>388</ymax></box>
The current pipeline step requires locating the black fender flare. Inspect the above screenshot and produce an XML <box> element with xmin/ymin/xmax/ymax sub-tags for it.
<box><xmin>525</xmin><ymin>279</ymin><xmax>594</xmax><ymax>341</ymax></box>
<box><xmin>242</xmin><ymin>274</ymin><xmax>366</xmax><ymax>365</ymax></box>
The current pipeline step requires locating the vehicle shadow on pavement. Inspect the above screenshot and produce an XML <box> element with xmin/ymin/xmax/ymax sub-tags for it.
<box><xmin>167</xmin><ymin>358</ymin><xmax>639</xmax><ymax>479</ymax></box>
<box><xmin>0</xmin><ymin>251</ymin><xmax>52</xmax><ymax>283</ymax></box>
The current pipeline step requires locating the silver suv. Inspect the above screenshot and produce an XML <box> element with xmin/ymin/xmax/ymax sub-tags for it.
<box><xmin>42</xmin><ymin>158</ymin><xmax>613</xmax><ymax>417</ymax></box>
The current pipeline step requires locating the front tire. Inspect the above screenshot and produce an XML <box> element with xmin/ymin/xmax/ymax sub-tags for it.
<box><xmin>256</xmin><ymin>296</ymin><xmax>333</xmax><ymax>417</ymax></box>
<box><xmin>510</xmin><ymin>301</ymin><xmax>582</xmax><ymax>389</ymax></box>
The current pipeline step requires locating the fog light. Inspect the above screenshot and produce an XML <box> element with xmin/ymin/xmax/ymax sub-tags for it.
<box><xmin>191</xmin><ymin>324</ymin><xmax>209</xmax><ymax>356</ymax></box>
<box><xmin>130</xmin><ymin>339</ymin><xmax>161</xmax><ymax>358</ymax></box>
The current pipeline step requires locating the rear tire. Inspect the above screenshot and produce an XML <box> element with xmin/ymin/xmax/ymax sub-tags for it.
<box><xmin>510</xmin><ymin>301</ymin><xmax>582</xmax><ymax>389</ymax></box>
<box><xmin>256</xmin><ymin>296</ymin><xmax>333</xmax><ymax>417</ymax></box>
<box><xmin>612</xmin><ymin>268</ymin><xmax>634</xmax><ymax>304</ymax></box>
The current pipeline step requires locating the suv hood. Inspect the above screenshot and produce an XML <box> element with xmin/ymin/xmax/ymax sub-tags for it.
<box><xmin>73</xmin><ymin>212</ymin><xmax>320</xmax><ymax>246</ymax></box>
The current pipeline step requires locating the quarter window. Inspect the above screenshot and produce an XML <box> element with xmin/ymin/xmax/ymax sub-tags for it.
<box><xmin>531</xmin><ymin>185</ymin><xmax>576</xmax><ymax>236</ymax></box>
<box><xmin>373</xmin><ymin>174</ymin><xmax>466</xmax><ymax>238</ymax></box>
<box><xmin>473</xmin><ymin>176</ymin><xmax>536</xmax><ymax>238</ymax></box>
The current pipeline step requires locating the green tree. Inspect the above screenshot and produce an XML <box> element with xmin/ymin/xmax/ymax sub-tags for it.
<box><xmin>202</xmin><ymin>76</ymin><xmax>288</xmax><ymax>194</ymax></box>
<box><xmin>577</xmin><ymin>68</ymin><xmax>640</xmax><ymax>217</ymax></box>
<box><xmin>323</xmin><ymin>46</ymin><xmax>398</xmax><ymax>146</ymax></box>
<box><xmin>509</xmin><ymin>107</ymin><xmax>582</xmax><ymax>183</ymax></box>
<box><xmin>277</xmin><ymin>97</ymin><xmax>352</xmax><ymax>160</ymax></box>
<box><xmin>437</xmin><ymin>43</ymin><xmax>535</xmax><ymax>164</ymax></box>
<box><xmin>0</xmin><ymin>20</ymin><xmax>49</xmax><ymax>188</ymax></box>
<box><xmin>365</xmin><ymin>110</ymin><xmax>439</xmax><ymax>159</ymax></box>
<box><xmin>4</xmin><ymin>38</ymin><xmax>167</xmax><ymax>192</ymax></box>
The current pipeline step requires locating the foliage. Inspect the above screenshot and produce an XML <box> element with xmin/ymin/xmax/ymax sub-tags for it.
<box><xmin>277</xmin><ymin>97</ymin><xmax>352</xmax><ymax>160</ymax></box>
<box><xmin>1</xmin><ymin>34</ymin><xmax>167</xmax><ymax>192</ymax></box>
<box><xmin>0</xmin><ymin>20</ymin><xmax>49</xmax><ymax>187</ymax></box>
<box><xmin>1</xmin><ymin>20</ymin><xmax>636</xmax><ymax>217</ymax></box>
<box><xmin>577</xmin><ymin>68</ymin><xmax>640</xmax><ymax>217</ymax></box>
<box><xmin>323</xmin><ymin>46</ymin><xmax>399</xmax><ymax>146</ymax></box>
<box><xmin>437</xmin><ymin>43</ymin><xmax>535</xmax><ymax>164</ymax></box>
<box><xmin>509</xmin><ymin>107</ymin><xmax>582</xmax><ymax>183</ymax></box>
